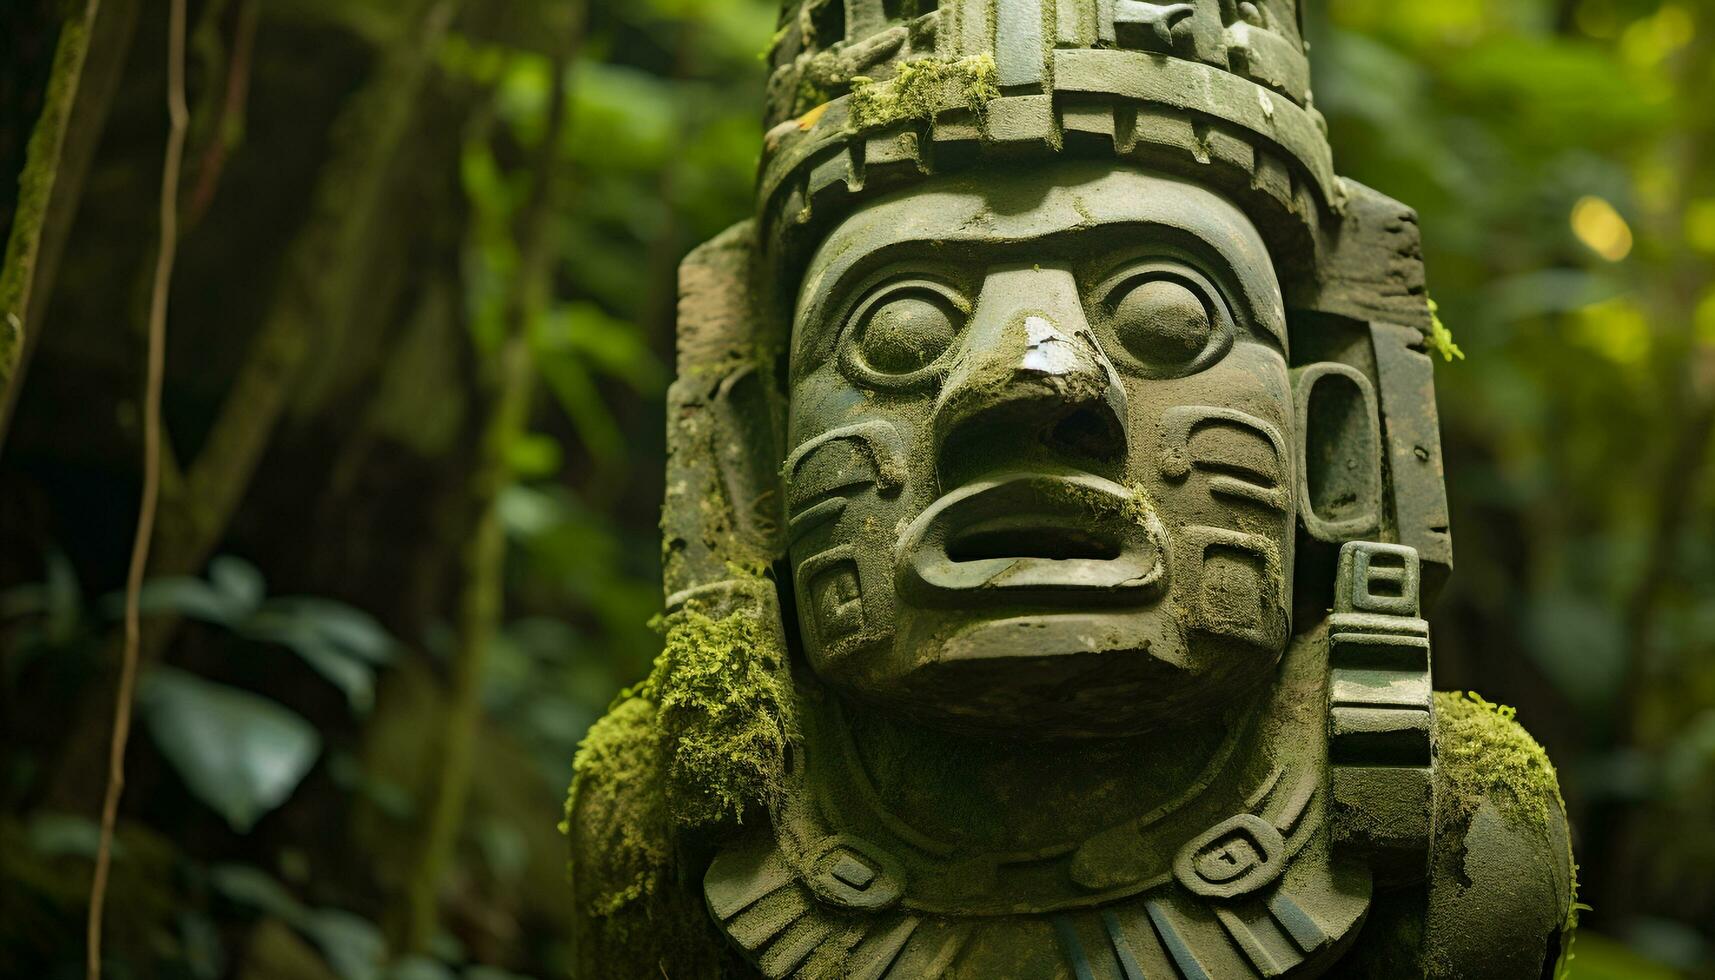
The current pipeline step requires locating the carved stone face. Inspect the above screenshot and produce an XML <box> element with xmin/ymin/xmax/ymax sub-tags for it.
<box><xmin>785</xmin><ymin>160</ymin><xmax>1297</xmax><ymax>737</ymax></box>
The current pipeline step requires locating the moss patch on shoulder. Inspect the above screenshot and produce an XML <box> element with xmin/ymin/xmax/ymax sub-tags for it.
<box><xmin>642</xmin><ymin>599</ymin><xmax>797</xmax><ymax>828</ymax></box>
<box><xmin>1434</xmin><ymin>691</ymin><xmax>1563</xmax><ymax>832</ymax></box>
<box><xmin>848</xmin><ymin>54</ymin><xmax>999</xmax><ymax>131</ymax></box>
<box><xmin>565</xmin><ymin>594</ymin><xmax>796</xmax><ymax>842</ymax></box>
<box><xmin>562</xmin><ymin>586</ymin><xmax>796</xmax><ymax>974</ymax></box>
<box><xmin>563</xmin><ymin>697</ymin><xmax>670</xmax><ymax>925</ymax></box>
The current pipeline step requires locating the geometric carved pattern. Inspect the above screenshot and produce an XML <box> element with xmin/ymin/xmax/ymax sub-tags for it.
<box><xmin>1326</xmin><ymin>541</ymin><xmax>1435</xmax><ymax>881</ymax></box>
<box><xmin>705</xmin><ymin>746</ymin><xmax>1368</xmax><ymax>979</ymax></box>
<box><xmin>706</xmin><ymin>823</ymin><xmax>1368</xmax><ymax>980</ymax></box>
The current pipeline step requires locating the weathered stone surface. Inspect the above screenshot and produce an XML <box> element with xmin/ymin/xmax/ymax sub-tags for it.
<box><xmin>566</xmin><ymin>2</ymin><xmax>1573</xmax><ymax>976</ymax></box>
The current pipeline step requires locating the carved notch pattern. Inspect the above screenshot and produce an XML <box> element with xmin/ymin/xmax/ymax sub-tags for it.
<box><xmin>1326</xmin><ymin>541</ymin><xmax>1435</xmax><ymax>877</ymax></box>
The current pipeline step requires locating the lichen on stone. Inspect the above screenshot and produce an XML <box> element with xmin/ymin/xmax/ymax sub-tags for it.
<box><xmin>848</xmin><ymin>54</ymin><xmax>1000</xmax><ymax>131</ymax></box>
<box><xmin>1434</xmin><ymin>691</ymin><xmax>1563</xmax><ymax>831</ymax></box>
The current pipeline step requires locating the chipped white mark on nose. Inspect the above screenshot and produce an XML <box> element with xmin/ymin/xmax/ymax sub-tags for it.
<box><xmin>1021</xmin><ymin>315</ymin><xmax>1081</xmax><ymax>376</ymax></box>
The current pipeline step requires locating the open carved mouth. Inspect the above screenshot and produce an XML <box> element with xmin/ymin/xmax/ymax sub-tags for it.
<box><xmin>946</xmin><ymin>520</ymin><xmax>1124</xmax><ymax>564</ymax></box>
<box><xmin>896</xmin><ymin>471</ymin><xmax>1171</xmax><ymax>606</ymax></box>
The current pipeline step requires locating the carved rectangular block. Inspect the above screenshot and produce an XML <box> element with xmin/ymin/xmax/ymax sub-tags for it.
<box><xmin>1331</xmin><ymin>668</ymin><xmax>1432</xmax><ymax>711</ymax></box>
<box><xmin>985</xmin><ymin>95</ymin><xmax>1057</xmax><ymax>150</ymax></box>
<box><xmin>1057</xmin><ymin>0</ymin><xmax>1091</xmax><ymax>46</ymax></box>
<box><xmin>1120</xmin><ymin>104</ymin><xmax>1202</xmax><ymax>160</ymax></box>
<box><xmin>1329</xmin><ymin>630</ymin><xmax>1430</xmax><ymax>671</ymax></box>
<box><xmin>956</xmin><ymin>0</ymin><xmax>991</xmax><ymax>55</ymax></box>
<box><xmin>931</xmin><ymin>107</ymin><xmax>984</xmax><ymax>153</ymax></box>
<box><xmin>1225</xmin><ymin>22</ymin><xmax>1310</xmax><ymax>103</ymax></box>
<box><xmin>1330</xmin><ymin>706</ymin><xmax>1431</xmax><ymax>767</ymax></box>
<box><xmin>1200</xmin><ymin>123</ymin><xmax>1254</xmax><ymax>183</ymax></box>
<box><xmin>806</xmin><ymin>149</ymin><xmax>858</xmax><ymax>213</ymax></box>
<box><xmin>1252</xmin><ymin>150</ymin><xmax>1294</xmax><ymax>211</ymax></box>
<box><xmin>1060</xmin><ymin>101</ymin><xmax>1117</xmax><ymax>146</ymax></box>
<box><xmin>1372</xmin><ymin>322</ymin><xmax>1454</xmax><ymax>597</ymax></box>
<box><xmin>863</xmin><ymin>127</ymin><xmax>929</xmax><ymax>191</ymax></box>
<box><xmin>1329</xmin><ymin>765</ymin><xmax>1434</xmax><ymax>879</ymax></box>
<box><xmin>995</xmin><ymin>0</ymin><xmax>1046</xmax><ymax>87</ymax></box>
<box><xmin>848</xmin><ymin>0</ymin><xmax>889</xmax><ymax>39</ymax></box>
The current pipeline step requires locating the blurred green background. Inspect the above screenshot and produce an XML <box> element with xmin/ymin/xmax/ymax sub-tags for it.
<box><xmin>1</xmin><ymin>0</ymin><xmax>1711</xmax><ymax>977</ymax></box>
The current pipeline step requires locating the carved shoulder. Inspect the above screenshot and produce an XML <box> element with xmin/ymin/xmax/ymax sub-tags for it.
<box><xmin>1343</xmin><ymin>692</ymin><xmax>1575</xmax><ymax>978</ymax></box>
<box><xmin>1420</xmin><ymin>691</ymin><xmax>1576</xmax><ymax>978</ymax></box>
<box><xmin>564</xmin><ymin>696</ymin><xmax>748</xmax><ymax>979</ymax></box>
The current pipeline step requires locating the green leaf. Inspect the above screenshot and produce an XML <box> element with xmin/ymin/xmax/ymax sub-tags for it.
<box><xmin>133</xmin><ymin>576</ymin><xmax>244</xmax><ymax>624</ymax></box>
<box><xmin>301</xmin><ymin>908</ymin><xmax>386</xmax><ymax>980</ymax></box>
<box><xmin>506</xmin><ymin>432</ymin><xmax>563</xmax><ymax>478</ymax></box>
<box><xmin>140</xmin><ymin>669</ymin><xmax>322</xmax><ymax>832</ymax></box>
<box><xmin>26</xmin><ymin>811</ymin><xmax>116</xmax><ymax>859</ymax></box>
<box><xmin>209</xmin><ymin>555</ymin><xmax>267</xmax><ymax>614</ymax></box>
<box><xmin>282</xmin><ymin>635</ymin><xmax>378</xmax><ymax>714</ymax></box>
<box><xmin>262</xmin><ymin>598</ymin><xmax>397</xmax><ymax>664</ymax></box>
<box><xmin>209</xmin><ymin>863</ymin><xmax>309</xmax><ymax>921</ymax></box>
<box><xmin>239</xmin><ymin>599</ymin><xmax>395</xmax><ymax>713</ymax></box>
<box><xmin>179</xmin><ymin>909</ymin><xmax>226</xmax><ymax>980</ymax></box>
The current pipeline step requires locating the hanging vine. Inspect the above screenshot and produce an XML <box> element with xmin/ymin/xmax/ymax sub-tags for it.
<box><xmin>84</xmin><ymin>0</ymin><xmax>187</xmax><ymax>976</ymax></box>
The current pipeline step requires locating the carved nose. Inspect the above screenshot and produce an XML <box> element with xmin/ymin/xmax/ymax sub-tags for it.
<box><xmin>933</xmin><ymin>266</ymin><xmax>1128</xmax><ymax>488</ymax></box>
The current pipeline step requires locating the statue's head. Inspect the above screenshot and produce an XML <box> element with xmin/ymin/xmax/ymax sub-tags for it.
<box><xmin>786</xmin><ymin>161</ymin><xmax>1299</xmax><ymax>733</ymax></box>
<box><xmin>663</xmin><ymin>0</ymin><xmax>1453</xmax><ymax>740</ymax></box>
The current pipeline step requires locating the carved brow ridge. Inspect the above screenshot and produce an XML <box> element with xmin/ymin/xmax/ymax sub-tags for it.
<box><xmin>799</xmin><ymin>226</ymin><xmax>1279</xmax><ymax>364</ymax></box>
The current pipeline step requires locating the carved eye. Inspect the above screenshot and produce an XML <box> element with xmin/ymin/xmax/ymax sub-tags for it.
<box><xmin>1112</xmin><ymin>278</ymin><xmax>1213</xmax><ymax>366</ymax></box>
<box><xmin>841</xmin><ymin>280</ymin><xmax>967</xmax><ymax>389</ymax></box>
<box><xmin>1096</xmin><ymin>262</ymin><xmax>1233</xmax><ymax>377</ymax></box>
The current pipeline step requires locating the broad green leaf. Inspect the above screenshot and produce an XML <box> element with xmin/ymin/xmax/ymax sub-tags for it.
<box><xmin>534</xmin><ymin>302</ymin><xmax>666</xmax><ymax>394</ymax></box>
<box><xmin>178</xmin><ymin>909</ymin><xmax>225</xmax><ymax>980</ymax></box>
<box><xmin>140</xmin><ymin>669</ymin><xmax>322</xmax><ymax>832</ymax></box>
<box><xmin>497</xmin><ymin>484</ymin><xmax>569</xmax><ymax>537</ymax></box>
<box><xmin>26</xmin><ymin>811</ymin><xmax>116</xmax><ymax>859</ymax></box>
<box><xmin>132</xmin><ymin>576</ymin><xmax>243</xmax><ymax>624</ymax></box>
<box><xmin>507</xmin><ymin>433</ymin><xmax>563</xmax><ymax>478</ymax></box>
<box><xmin>536</xmin><ymin>353</ymin><xmax>624</xmax><ymax>464</ymax></box>
<box><xmin>209</xmin><ymin>555</ymin><xmax>267</xmax><ymax>614</ymax></box>
<box><xmin>209</xmin><ymin>863</ymin><xmax>309</xmax><ymax>922</ymax></box>
<box><xmin>279</xmin><ymin>635</ymin><xmax>378</xmax><ymax>714</ymax></box>
<box><xmin>261</xmin><ymin>598</ymin><xmax>397</xmax><ymax>664</ymax></box>
<box><xmin>301</xmin><ymin>908</ymin><xmax>386</xmax><ymax>980</ymax></box>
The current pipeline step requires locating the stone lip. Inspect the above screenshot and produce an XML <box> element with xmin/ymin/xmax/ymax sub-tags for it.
<box><xmin>894</xmin><ymin>470</ymin><xmax>1170</xmax><ymax>606</ymax></box>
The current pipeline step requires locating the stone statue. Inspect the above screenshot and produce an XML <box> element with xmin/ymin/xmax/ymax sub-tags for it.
<box><xmin>564</xmin><ymin>2</ymin><xmax>1576</xmax><ymax>976</ymax></box>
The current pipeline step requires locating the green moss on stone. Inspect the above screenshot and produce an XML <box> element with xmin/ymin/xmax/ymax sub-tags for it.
<box><xmin>562</xmin><ymin>584</ymin><xmax>796</xmax><ymax>975</ymax></box>
<box><xmin>562</xmin><ymin>697</ymin><xmax>670</xmax><ymax>926</ymax></box>
<box><xmin>644</xmin><ymin>598</ymin><xmax>797</xmax><ymax>827</ymax></box>
<box><xmin>848</xmin><ymin>54</ymin><xmax>1000</xmax><ymax>131</ymax></box>
<box><xmin>1434</xmin><ymin>691</ymin><xmax>1562</xmax><ymax>832</ymax></box>
<box><xmin>564</xmin><ymin>577</ymin><xmax>794</xmax><ymax>872</ymax></box>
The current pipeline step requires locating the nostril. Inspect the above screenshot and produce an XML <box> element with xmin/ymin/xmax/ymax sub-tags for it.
<box><xmin>1048</xmin><ymin>405</ymin><xmax>1126</xmax><ymax>462</ymax></box>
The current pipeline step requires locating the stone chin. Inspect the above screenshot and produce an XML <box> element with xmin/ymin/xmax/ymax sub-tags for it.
<box><xmin>784</xmin><ymin>161</ymin><xmax>1298</xmax><ymax>738</ymax></box>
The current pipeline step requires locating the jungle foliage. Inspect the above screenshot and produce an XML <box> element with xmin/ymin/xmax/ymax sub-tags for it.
<box><xmin>0</xmin><ymin>0</ymin><xmax>1711</xmax><ymax>977</ymax></box>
